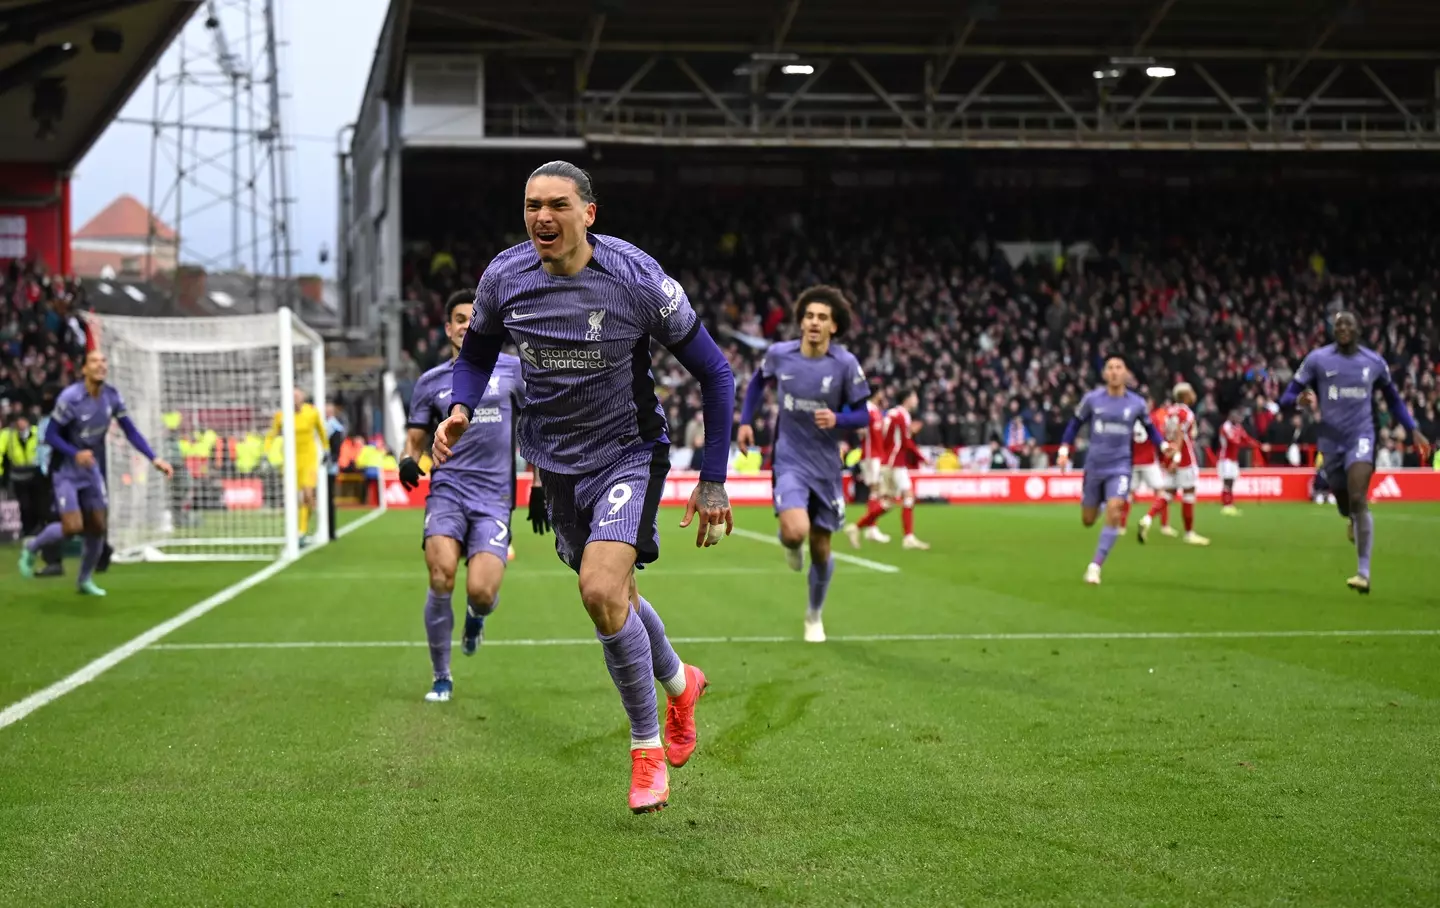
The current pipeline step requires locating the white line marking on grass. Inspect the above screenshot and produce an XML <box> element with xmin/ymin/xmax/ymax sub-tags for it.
<box><xmin>0</xmin><ymin>507</ymin><xmax>389</xmax><ymax>731</ymax></box>
<box><xmin>147</xmin><ymin>627</ymin><xmax>1440</xmax><ymax>651</ymax></box>
<box><xmin>730</xmin><ymin>527</ymin><xmax>900</xmax><ymax>574</ymax></box>
<box><xmin>281</xmin><ymin>566</ymin><xmax>791</xmax><ymax>581</ymax></box>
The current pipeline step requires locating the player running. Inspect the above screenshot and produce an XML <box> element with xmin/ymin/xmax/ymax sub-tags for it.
<box><xmin>737</xmin><ymin>286</ymin><xmax>870</xmax><ymax>644</ymax></box>
<box><xmin>265</xmin><ymin>388</ymin><xmax>326</xmax><ymax>546</ymax></box>
<box><xmin>1057</xmin><ymin>355</ymin><xmax>1169</xmax><ymax>585</ymax></box>
<box><xmin>847</xmin><ymin>390</ymin><xmax>891</xmax><ymax>544</ymax></box>
<box><xmin>1277</xmin><ymin>310</ymin><xmax>1431</xmax><ymax>593</ymax></box>
<box><xmin>16</xmin><ymin>350</ymin><xmax>173</xmax><ymax>594</ymax></box>
<box><xmin>848</xmin><ymin>387</ymin><xmax>929</xmax><ymax>550</ymax></box>
<box><xmin>432</xmin><ymin>161</ymin><xmax>734</xmax><ymax>814</ymax></box>
<box><xmin>1217</xmin><ymin>410</ymin><xmax>1265</xmax><ymax>516</ymax></box>
<box><xmin>1139</xmin><ymin>384</ymin><xmax>1209</xmax><ymax>546</ymax></box>
<box><xmin>400</xmin><ymin>290</ymin><xmax>524</xmax><ymax>703</ymax></box>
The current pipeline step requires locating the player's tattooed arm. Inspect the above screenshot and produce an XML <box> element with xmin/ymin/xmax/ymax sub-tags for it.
<box><xmin>697</xmin><ymin>479</ymin><xmax>729</xmax><ymax>512</ymax></box>
<box><xmin>681</xmin><ymin>479</ymin><xmax>734</xmax><ymax>548</ymax></box>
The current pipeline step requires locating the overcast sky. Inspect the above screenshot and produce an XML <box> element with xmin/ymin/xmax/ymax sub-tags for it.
<box><xmin>72</xmin><ymin>0</ymin><xmax>390</xmax><ymax>280</ymax></box>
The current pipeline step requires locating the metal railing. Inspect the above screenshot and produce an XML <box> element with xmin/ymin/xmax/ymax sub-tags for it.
<box><xmin>477</xmin><ymin>102</ymin><xmax>1440</xmax><ymax>150</ymax></box>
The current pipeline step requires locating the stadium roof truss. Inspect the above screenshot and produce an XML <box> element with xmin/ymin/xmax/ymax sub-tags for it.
<box><xmin>0</xmin><ymin>0</ymin><xmax>198</xmax><ymax>166</ymax></box>
<box><xmin>392</xmin><ymin>0</ymin><xmax>1440</xmax><ymax>151</ymax></box>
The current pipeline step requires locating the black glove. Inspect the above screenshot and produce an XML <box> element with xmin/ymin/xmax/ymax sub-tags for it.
<box><xmin>397</xmin><ymin>456</ymin><xmax>425</xmax><ymax>491</ymax></box>
<box><xmin>528</xmin><ymin>483</ymin><xmax>550</xmax><ymax>535</ymax></box>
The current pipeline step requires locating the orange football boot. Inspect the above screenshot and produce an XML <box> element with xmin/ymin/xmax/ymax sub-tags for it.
<box><xmin>664</xmin><ymin>664</ymin><xmax>708</xmax><ymax>768</ymax></box>
<box><xmin>629</xmin><ymin>748</ymin><xmax>670</xmax><ymax>814</ymax></box>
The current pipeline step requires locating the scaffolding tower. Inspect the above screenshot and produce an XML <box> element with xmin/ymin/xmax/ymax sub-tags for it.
<box><xmin>140</xmin><ymin>0</ymin><xmax>295</xmax><ymax>310</ymax></box>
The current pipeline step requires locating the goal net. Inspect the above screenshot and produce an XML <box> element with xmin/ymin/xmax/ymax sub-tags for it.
<box><xmin>91</xmin><ymin>308</ymin><xmax>347</xmax><ymax>563</ymax></box>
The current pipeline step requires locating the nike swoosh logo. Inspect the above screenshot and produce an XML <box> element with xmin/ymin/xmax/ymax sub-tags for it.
<box><xmin>511</xmin><ymin>311</ymin><xmax>541</xmax><ymax>321</ymax></box>
<box><xmin>1325</xmin><ymin>370</ymin><xmax>1338</xmax><ymax>377</ymax></box>
<box><xmin>779</xmin><ymin>374</ymin><xmax>795</xmax><ymax>380</ymax></box>
<box><xmin>437</xmin><ymin>389</ymin><xmax>451</xmax><ymax>399</ymax></box>
<box><xmin>597</xmin><ymin>517</ymin><xmax>625</xmax><ymax>527</ymax></box>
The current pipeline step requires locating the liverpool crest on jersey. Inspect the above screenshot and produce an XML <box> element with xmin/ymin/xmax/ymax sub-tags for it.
<box><xmin>585</xmin><ymin>309</ymin><xmax>605</xmax><ymax>341</ymax></box>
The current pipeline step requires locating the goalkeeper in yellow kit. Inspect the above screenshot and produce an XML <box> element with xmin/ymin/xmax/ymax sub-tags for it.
<box><xmin>266</xmin><ymin>388</ymin><xmax>326</xmax><ymax>545</ymax></box>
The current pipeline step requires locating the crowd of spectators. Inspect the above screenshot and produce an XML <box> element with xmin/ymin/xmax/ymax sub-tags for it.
<box><xmin>0</xmin><ymin>260</ymin><xmax>90</xmax><ymax>549</ymax></box>
<box><xmin>0</xmin><ymin>259</ymin><xmax>89</xmax><ymax>430</ymax></box>
<box><xmin>7</xmin><ymin>183</ymin><xmax>1434</xmax><ymax>478</ymax></box>
<box><xmin>399</xmin><ymin>185</ymin><xmax>1440</xmax><ymax>470</ymax></box>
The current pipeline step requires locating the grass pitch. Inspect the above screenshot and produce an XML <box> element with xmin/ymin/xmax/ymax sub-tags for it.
<box><xmin>1</xmin><ymin>501</ymin><xmax>1438</xmax><ymax>906</ymax></box>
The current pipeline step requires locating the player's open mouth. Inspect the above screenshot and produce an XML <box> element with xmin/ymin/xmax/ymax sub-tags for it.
<box><xmin>535</xmin><ymin>231</ymin><xmax>559</xmax><ymax>245</ymax></box>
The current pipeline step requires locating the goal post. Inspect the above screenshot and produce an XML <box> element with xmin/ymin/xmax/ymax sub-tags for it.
<box><xmin>91</xmin><ymin>307</ymin><xmax>358</xmax><ymax>563</ymax></box>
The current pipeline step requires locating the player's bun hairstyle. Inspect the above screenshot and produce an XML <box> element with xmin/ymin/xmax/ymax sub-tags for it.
<box><xmin>528</xmin><ymin>160</ymin><xmax>597</xmax><ymax>205</ymax></box>
<box><xmin>445</xmin><ymin>289</ymin><xmax>474</xmax><ymax>322</ymax></box>
<box><xmin>794</xmin><ymin>284</ymin><xmax>854</xmax><ymax>337</ymax></box>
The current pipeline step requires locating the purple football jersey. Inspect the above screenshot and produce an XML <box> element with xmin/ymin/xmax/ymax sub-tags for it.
<box><xmin>469</xmin><ymin>234</ymin><xmax>699</xmax><ymax>475</ymax></box>
<box><xmin>1293</xmin><ymin>344</ymin><xmax>1388</xmax><ymax>455</ymax></box>
<box><xmin>1074</xmin><ymin>387</ymin><xmax>1150</xmax><ymax>477</ymax></box>
<box><xmin>409</xmin><ymin>352</ymin><xmax>523</xmax><ymax>503</ymax></box>
<box><xmin>49</xmin><ymin>381</ymin><xmax>127</xmax><ymax>477</ymax></box>
<box><xmin>762</xmin><ymin>340</ymin><xmax>869</xmax><ymax>483</ymax></box>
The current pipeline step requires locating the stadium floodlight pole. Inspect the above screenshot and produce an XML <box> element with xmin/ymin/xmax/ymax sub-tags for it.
<box><xmin>278</xmin><ymin>307</ymin><xmax>300</xmax><ymax>559</ymax></box>
<box><xmin>264</xmin><ymin>0</ymin><xmax>296</xmax><ymax>309</ymax></box>
<box><xmin>142</xmin><ymin>1</ymin><xmax>294</xmax><ymax>311</ymax></box>
<box><xmin>335</xmin><ymin>122</ymin><xmax>354</xmax><ymax>327</ymax></box>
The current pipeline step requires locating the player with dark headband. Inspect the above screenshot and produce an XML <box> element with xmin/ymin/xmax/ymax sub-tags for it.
<box><xmin>433</xmin><ymin>161</ymin><xmax>735</xmax><ymax>814</ymax></box>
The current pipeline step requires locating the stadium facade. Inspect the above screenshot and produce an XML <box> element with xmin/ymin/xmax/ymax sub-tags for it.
<box><xmin>340</xmin><ymin>0</ymin><xmax>1440</xmax><ymax>346</ymax></box>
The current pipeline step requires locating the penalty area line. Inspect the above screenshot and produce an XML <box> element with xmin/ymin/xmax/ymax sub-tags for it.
<box><xmin>146</xmin><ymin>627</ymin><xmax>1440</xmax><ymax>651</ymax></box>
<box><xmin>729</xmin><ymin>526</ymin><xmax>900</xmax><ymax>574</ymax></box>
<box><xmin>0</xmin><ymin>507</ymin><xmax>389</xmax><ymax>732</ymax></box>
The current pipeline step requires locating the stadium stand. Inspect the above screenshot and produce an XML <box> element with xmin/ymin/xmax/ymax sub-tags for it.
<box><xmin>1</xmin><ymin>259</ymin><xmax>91</xmax><ymax>428</ymax></box>
<box><xmin>7</xmin><ymin>171</ymin><xmax>1437</xmax><ymax>478</ymax></box>
<box><xmin>397</xmin><ymin>173</ymin><xmax>1440</xmax><ymax>471</ymax></box>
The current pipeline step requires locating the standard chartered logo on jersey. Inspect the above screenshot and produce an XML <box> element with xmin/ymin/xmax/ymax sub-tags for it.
<box><xmin>518</xmin><ymin>341</ymin><xmax>608</xmax><ymax>371</ymax></box>
<box><xmin>782</xmin><ymin>394</ymin><xmax>826</xmax><ymax>412</ymax></box>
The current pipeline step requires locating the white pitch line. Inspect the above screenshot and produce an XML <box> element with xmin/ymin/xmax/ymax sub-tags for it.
<box><xmin>280</xmin><ymin>566</ymin><xmax>791</xmax><ymax>581</ymax></box>
<box><xmin>146</xmin><ymin>627</ymin><xmax>1440</xmax><ymax>651</ymax></box>
<box><xmin>729</xmin><ymin>526</ymin><xmax>901</xmax><ymax>574</ymax></box>
<box><xmin>0</xmin><ymin>507</ymin><xmax>390</xmax><ymax>731</ymax></box>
